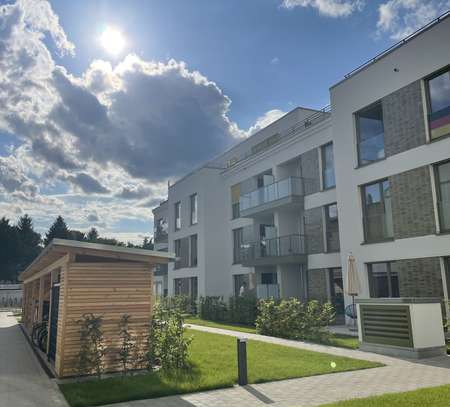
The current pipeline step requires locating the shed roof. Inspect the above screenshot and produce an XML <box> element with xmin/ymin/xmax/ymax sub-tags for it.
<box><xmin>20</xmin><ymin>239</ymin><xmax>175</xmax><ymax>282</ymax></box>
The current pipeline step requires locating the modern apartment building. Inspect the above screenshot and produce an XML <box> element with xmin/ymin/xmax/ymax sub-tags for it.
<box><xmin>152</xmin><ymin>13</ymin><xmax>450</xmax><ymax>322</ymax></box>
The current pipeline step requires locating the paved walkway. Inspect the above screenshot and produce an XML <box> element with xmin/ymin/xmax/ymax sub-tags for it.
<box><xmin>103</xmin><ymin>323</ymin><xmax>450</xmax><ymax>407</ymax></box>
<box><xmin>0</xmin><ymin>311</ymin><xmax>68</xmax><ymax>407</ymax></box>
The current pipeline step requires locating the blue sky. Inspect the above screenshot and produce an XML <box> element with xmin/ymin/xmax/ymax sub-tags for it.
<box><xmin>1</xmin><ymin>0</ymin><xmax>448</xmax><ymax>243</ymax></box>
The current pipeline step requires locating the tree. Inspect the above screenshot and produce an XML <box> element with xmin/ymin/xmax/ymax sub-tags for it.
<box><xmin>16</xmin><ymin>214</ymin><xmax>41</xmax><ymax>272</ymax></box>
<box><xmin>69</xmin><ymin>230</ymin><xmax>86</xmax><ymax>241</ymax></box>
<box><xmin>0</xmin><ymin>217</ymin><xmax>20</xmax><ymax>282</ymax></box>
<box><xmin>141</xmin><ymin>237</ymin><xmax>154</xmax><ymax>250</ymax></box>
<box><xmin>86</xmin><ymin>227</ymin><xmax>99</xmax><ymax>242</ymax></box>
<box><xmin>44</xmin><ymin>216</ymin><xmax>70</xmax><ymax>246</ymax></box>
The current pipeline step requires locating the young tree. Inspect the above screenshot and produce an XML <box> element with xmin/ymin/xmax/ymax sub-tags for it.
<box><xmin>44</xmin><ymin>216</ymin><xmax>70</xmax><ymax>246</ymax></box>
<box><xmin>16</xmin><ymin>214</ymin><xmax>41</xmax><ymax>271</ymax></box>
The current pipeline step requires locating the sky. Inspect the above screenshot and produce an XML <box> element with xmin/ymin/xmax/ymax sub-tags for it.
<box><xmin>1</xmin><ymin>0</ymin><xmax>449</xmax><ymax>243</ymax></box>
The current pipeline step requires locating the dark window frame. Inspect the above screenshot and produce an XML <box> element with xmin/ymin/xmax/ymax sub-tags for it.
<box><xmin>361</xmin><ymin>178</ymin><xmax>394</xmax><ymax>243</ymax></box>
<box><xmin>190</xmin><ymin>234</ymin><xmax>198</xmax><ymax>267</ymax></box>
<box><xmin>368</xmin><ymin>262</ymin><xmax>399</xmax><ymax>298</ymax></box>
<box><xmin>190</xmin><ymin>193</ymin><xmax>198</xmax><ymax>225</ymax></box>
<box><xmin>232</xmin><ymin>227</ymin><xmax>243</xmax><ymax>264</ymax></box>
<box><xmin>321</xmin><ymin>142</ymin><xmax>336</xmax><ymax>190</ymax></box>
<box><xmin>355</xmin><ymin>101</ymin><xmax>386</xmax><ymax>167</ymax></box>
<box><xmin>325</xmin><ymin>202</ymin><xmax>340</xmax><ymax>253</ymax></box>
<box><xmin>434</xmin><ymin>159</ymin><xmax>450</xmax><ymax>233</ymax></box>
<box><xmin>174</xmin><ymin>201</ymin><xmax>181</xmax><ymax>231</ymax></box>
<box><xmin>425</xmin><ymin>65</ymin><xmax>450</xmax><ymax>142</ymax></box>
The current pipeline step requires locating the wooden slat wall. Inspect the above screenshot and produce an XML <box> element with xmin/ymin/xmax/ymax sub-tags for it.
<box><xmin>58</xmin><ymin>262</ymin><xmax>153</xmax><ymax>377</ymax></box>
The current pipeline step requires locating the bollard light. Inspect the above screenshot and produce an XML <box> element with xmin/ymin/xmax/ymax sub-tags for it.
<box><xmin>237</xmin><ymin>337</ymin><xmax>248</xmax><ymax>386</ymax></box>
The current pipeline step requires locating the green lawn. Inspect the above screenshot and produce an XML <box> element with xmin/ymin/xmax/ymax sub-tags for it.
<box><xmin>60</xmin><ymin>329</ymin><xmax>381</xmax><ymax>407</ymax></box>
<box><xmin>321</xmin><ymin>384</ymin><xmax>450</xmax><ymax>406</ymax></box>
<box><xmin>185</xmin><ymin>317</ymin><xmax>359</xmax><ymax>349</ymax></box>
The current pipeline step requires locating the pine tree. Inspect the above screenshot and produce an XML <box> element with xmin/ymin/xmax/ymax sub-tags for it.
<box><xmin>44</xmin><ymin>216</ymin><xmax>70</xmax><ymax>246</ymax></box>
<box><xmin>17</xmin><ymin>214</ymin><xmax>41</xmax><ymax>271</ymax></box>
<box><xmin>0</xmin><ymin>217</ymin><xmax>20</xmax><ymax>282</ymax></box>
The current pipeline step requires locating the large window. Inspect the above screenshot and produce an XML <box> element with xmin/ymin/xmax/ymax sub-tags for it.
<box><xmin>368</xmin><ymin>262</ymin><xmax>399</xmax><ymax>298</ymax></box>
<box><xmin>154</xmin><ymin>217</ymin><xmax>168</xmax><ymax>243</ymax></box>
<box><xmin>174</xmin><ymin>237</ymin><xmax>189</xmax><ymax>269</ymax></box>
<box><xmin>325</xmin><ymin>203</ymin><xmax>340</xmax><ymax>252</ymax></box>
<box><xmin>356</xmin><ymin>102</ymin><xmax>385</xmax><ymax>166</ymax></box>
<box><xmin>321</xmin><ymin>142</ymin><xmax>336</xmax><ymax>189</ymax></box>
<box><xmin>362</xmin><ymin>179</ymin><xmax>394</xmax><ymax>242</ymax></box>
<box><xmin>174</xmin><ymin>201</ymin><xmax>181</xmax><ymax>231</ymax></box>
<box><xmin>427</xmin><ymin>68</ymin><xmax>450</xmax><ymax>140</ymax></box>
<box><xmin>190</xmin><ymin>234</ymin><xmax>198</xmax><ymax>267</ymax></box>
<box><xmin>435</xmin><ymin>160</ymin><xmax>450</xmax><ymax>232</ymax></box>
<box><xmin>190</xmin><ymin>193</ymin><xmax>198</xmax><ymax>225</ymax></box>
<box><xmin>231</xmin><ymin>184</ymin><xmax>240</xmax><ymax>219</ymax></box>
<box><xmin>232</xmin><ymin>228</ymin><xmax>243</xmax><ymax>264</ymax></box>
<box><xmin>174</xmin><ymin>277</ymin><xmax>198</xmax><ymax>299</ymax></box>
<box><xmin>233</xmin><ymin>274</ymin><xmax>250</xmax><ymax>297</ymax></box>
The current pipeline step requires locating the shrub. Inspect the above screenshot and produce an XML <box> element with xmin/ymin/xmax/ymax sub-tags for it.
<box><xmin>118</xmin><ymin>314</ymin><xmax>134</xmax><ymax>376</ymax></box>
<box><xmin>158</xmin><ymin>295</ymin><xmax>196</xmax><ymax>315</ymax></box>
<box><xmin>76</xmin><ymin>313</ymin><xmax>106</xmax><ymax>379</ymax></box>
<box><xmin>147</xmin><ymin>301</ymin><xmax>193</xmax><ymax>371</ymax></box>
<box><xmin>256</xmin><ymin>298</ymin><xmax>335</xmax><ymax>342</ymax></box>
<box><xmin>228</xmin><ymin>294</ymin><xmax>258</xmax><ymax>326</ymax></box>
<box><xmin>198</xmin><ymin>296</ymin><xmax>227</xmax><ymax>321</ymax></box>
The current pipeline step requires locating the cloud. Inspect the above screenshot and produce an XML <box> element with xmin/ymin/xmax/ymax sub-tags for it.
<box><xmin>281</xmin><ymin>0</ymin><xmax>364</xmax><ymax>17</ymax></box>
<box><xmin>87</xmin><ymin>212</ymin><xmax>99</xmax><ymax>222</ymax></box>
<box><xmin>376</xmin><ymin>0</ymin><xmax>450</xmax><ymax>40</ymax></box>
<box><xmin>66</xmin><ymin>173</ymin><xmax>110</xmax><ymax>194</ymax></box>
<box><xmin>246</xmin><ymin>109</ymin><xmax>287</xmax><ymax>136</ymax></box>
<box><xmin>116</xmin><ymin>184</ymin><xmax>154</xmax><ymax>200</ymax></box>
<box><xmin>270</xmin><ymin>57</ymin><xmax>280</xmax><ymax>65</ymax></box>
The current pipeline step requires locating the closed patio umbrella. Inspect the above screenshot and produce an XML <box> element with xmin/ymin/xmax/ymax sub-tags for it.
<box><xmin>346</xmin><ymin>254</ymin><xmax>360</xmax><ymax>328</ymax></box>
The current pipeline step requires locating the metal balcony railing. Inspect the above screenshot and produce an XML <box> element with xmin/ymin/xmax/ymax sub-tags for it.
<box><xmin>239</xmin><ymin>177</ymin><xmax>315</xmax><ymax>212</ymax></box>
<box><xmin>241</xmin><ymin>234</ymin><xmax>307</xmax><ymax>263</ymax></box>
<box><xmin>154</xmin><ymin>227</ymin><xmax>168</xmax><ymax>244</ymax></box>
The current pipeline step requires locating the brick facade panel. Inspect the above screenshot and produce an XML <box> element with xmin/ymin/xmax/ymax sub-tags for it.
<box><xmin>304</xmin><ymin>207</ymin><xmax>324</xmax><ymax>254</ymax></box>
<box><xmin>390</xmin><ymin>166</ymin><xmax>436</xmax><ymax>239</ymax></box>
<box><xmin>307</xmin><ymin>268</ymin><xmax>328</xmax><ymax>303</ymax></box>
<box><xmin>383</xmin><ymin>80</ymin><xmax>427</xmax><ymax>157</ymax></box>
<box><xmin>391</xmin><ymin>257</ymin><xmax>443</xmax><ymax>298</ymax></box>
<box><xmin>300</xmin><ymin>148</ymin><xmax>320</xmax><ymax>194</ymax></box>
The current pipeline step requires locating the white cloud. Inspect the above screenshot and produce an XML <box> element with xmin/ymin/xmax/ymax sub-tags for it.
<box><xmin>377</xmin><ymin>0</ymin><xmax>450</xmax><ymax>40</ymax></box>
<box><xmin>281</xmin><ymin>0</ymin><xmax>364</xmax><ymax>17</ymax></box>
<box><xmin>270</xmin><ymin>57</ymin><xmax>280</xmax><ymax>65</ymax></box>
<box><xmin>246</xmin><ymin>109</ymin><xmax>287</xmax><ymax>136</ymax></box>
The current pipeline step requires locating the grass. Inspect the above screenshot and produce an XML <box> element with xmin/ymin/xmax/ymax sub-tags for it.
<box><xmin>321</xmin><ymin>384</ymin><xmax>450</xmax><ymax>406</ymax></box>
<box><xmin>185</xmin><ymin>316</ymin><xmax>359</xmax><ymax>349</ymax></box>
<box><xmin>60</xmin><ymin>329</ymin><xmax>381</xmax><ymax>407</ymax></box>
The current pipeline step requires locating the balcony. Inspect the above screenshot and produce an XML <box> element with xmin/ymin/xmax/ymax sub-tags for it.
<box><xmin>241</xmin><ymin>234</ymin><xmax>308</xmax><ymax>267</ymax></box>
<box><xmin>239</xmin><ymin>177</ymin><xmax>314</xmax><ymax>218</ymax></box>
<box><xmin>154</xmin><ymin>227</ymin><xmax>168</xmax><ymax>244</ymax></box>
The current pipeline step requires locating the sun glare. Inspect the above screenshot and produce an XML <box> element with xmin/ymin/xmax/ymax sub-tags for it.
<box><xmin>99</xmin><ymin>26</ymin><xmax>126</xmax><ymax>56</ymax></box>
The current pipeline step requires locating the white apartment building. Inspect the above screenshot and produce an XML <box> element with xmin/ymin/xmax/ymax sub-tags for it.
<box><xmin>153</xmin><ymin>13</ymin><xmax>450</xmax><ymax>322</ymax></box>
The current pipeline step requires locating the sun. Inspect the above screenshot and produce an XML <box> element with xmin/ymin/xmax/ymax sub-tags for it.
<box><xmin>99</xmin><ymin>26</ymin><xmax>126</xmax><ymax>56</ymax></box>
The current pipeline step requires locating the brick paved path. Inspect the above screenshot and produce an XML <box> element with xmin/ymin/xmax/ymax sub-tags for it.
<box><xmin>103</xmin><ymin>323</ymin><xmax>450</xmax><ymax>407</ymax></box>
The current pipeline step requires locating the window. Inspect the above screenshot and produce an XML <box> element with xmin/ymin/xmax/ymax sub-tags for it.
<box><xmin>325</xmin><ymin>203</ymin><xmax>340</xmax><ymax>252</ymax></box>
<box><xmin>174</xmin><ymin>237</ymin><xmax>189</xmax><ymax>269</ymax></box>
<box><xmin>356</xmin><ymin>102</ymin><xmax>385</xmax><ymax>166</ymax></box>
<box><xmin>154</xmin><ymin>217</ymin><xmax>168</xmax><ymax>243</ymax></box>
<box><xmin>321</xmin><ymin>142</ymin><xmax>336</xmax><ymax>189</ymax></box>
<box><xmin>231</xmin><ymin>184</ymin><xmax>240</xmax><ymax>219</ymax></box>
<box><xmin>232</xmin><ymin>228</ymin><xmax>243</xmax><ymax>264</ymax></box>
<box><xmin>233</xmin><ymin>274</ymin><xmax>250</xmax><ymax>297</ymax></box>
<box><xmin>368</xmin><ymin>262</ymin><xmax>399</xmax><ymax>298</ymax></box>
<box><xmin>435</xmin><ymin>160</ymin><xmax>450</xmax><ymax>232</ymax></box>
<box><xmin>190</xmin><ymin>234</ymin><xmax>198</xmax><ymax>267</ymax></box>
<box><xmin>174</xmin><ymin>239</ymin><xmax>181</xmax><ymax>269</ymax></box>
<box><xmin>261</xmin><ymin>272</ymin><xmax>277</xmax><ymax>285</ymax></box>
<box><xmin>427</xmin><ymin>68</ymin><xmax>450</xmax><ymax>140</ymax></box>
<box><xmin>174</xmin><ymin>201</ymin><xmax>181</xmax><ymax>231</ymax></box>
<box><xmin>190</xmin><ymin>194</ymin><xmax>198</xmax><ymax>225</ymax></box>
<box><xmin>174</xmin><ymin>277</ymin><xmax>198</xmax><ymax>299</ymax></box>
<box><xmin>362</xmin><ymin>179</ymin><xmax>394</xmax><ymax>242</ymax></box>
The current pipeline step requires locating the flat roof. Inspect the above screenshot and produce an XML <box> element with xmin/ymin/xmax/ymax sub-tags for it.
<box><xmin>20</xmin><ymin>239</ymin><xmax>175</xmax><ymax>282</ymax></box>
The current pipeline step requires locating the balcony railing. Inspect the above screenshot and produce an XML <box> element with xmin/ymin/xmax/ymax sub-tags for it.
<box><xmin>241</xmin><ymin>234</ymin><xmax>307</xmax><ymax>264</ymax></box>
<box><xmin>239</xmin><ymin>177</ymin><xmax>315</xmax><ymax>212</ymax></box>
<box><xmin>154</xmin><ymin>227</ymin><xmax>168</xmax><ymax>244</ymax></box>
<box><xmin>257</xmin><ymin>284</ymin><xmax>280</xmax><ymax>299</ymax></box>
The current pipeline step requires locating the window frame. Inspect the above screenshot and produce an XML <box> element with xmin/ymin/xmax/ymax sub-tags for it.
<box><xmin>355</xmin><ymin>101</ymin><xmax>386</xmax><ymax>167</ymax></box>
<box><xmin>174</xmin><ymin>201</ymin><xmax>181</xmax><ymax>231</ymax></box>
<box><xmin>189</xmin><ymin>234</ymin><xmax>198</xmax><ymax>267</ymax></box>
<box><xmin>324</xmin><ymin>202</ymin><xmax>340</xmax><ymax>253</ymax></box>
<box><xmin>321</xmin><ymin>142</ymin><xmax>336</xmax><ymax>190</ymax></box>
<box><xmin>361</xmin><ymin>178</ymin><xmax>394</xmax><ymax>243</ymax></box>
<box><xmin>368</xmin><ymin>262</ymin><xmax>399</xmax><ymax>298</ymax></box>
<box><xmin>425</xmin><ymin>65</ymin><xmax>450</xmax><ymax>142</ymax></box>
<box><xmin>434</xmin><ymin>159</ymin><xmax>450</xmax><ymax>233</ymax></box>
<box><xmin>190</xmin><ymin>193</ymin><xmax>198</xmax><ymax>225</ymax></box>
<box><xmin>232</xmin><ymin>227</ymin><xmax>243</xmax><ymax>264</ymax></box>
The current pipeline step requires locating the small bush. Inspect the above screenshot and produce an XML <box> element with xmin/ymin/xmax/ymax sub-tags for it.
<box><xmin>158</xmin><ymin>295</ymin><xmax>196</xmax><ymax>315</ymax></box>
<box><xmin>147</xmin><ymin>301</ymin><xmax>193</xmax><ymax>371</ymax></box>
<box><xmin>118</xmin><ymin>314</ymin><xmax>134</xmax><ymax>376</ymax></box>
<box><xmin>256</xmin><ymin>298</ymin><xmax>335</xmax><ymax>342</ymax></box>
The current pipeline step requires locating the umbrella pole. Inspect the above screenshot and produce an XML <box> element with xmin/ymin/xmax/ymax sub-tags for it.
<box><xmin>352</xmin><ymin>295</ymin><xmax>356</xmax><ymax>328</ymax></box>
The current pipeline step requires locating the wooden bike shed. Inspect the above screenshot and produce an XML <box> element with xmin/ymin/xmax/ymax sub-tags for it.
<box><xmin>20</xmin><ymin>239</ymin><xmax>174</xmax><ymax>378</ymax></box>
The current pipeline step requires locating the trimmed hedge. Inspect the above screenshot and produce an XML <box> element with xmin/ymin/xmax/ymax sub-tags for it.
<box><xmin>256</xmin><ymin>298</ymin><xmax>335</xmax><ymax>342</ymax></box>
<box><xmin>198</xmin><ymin>295</ymin><xmax>258</xmax><ymax>326</ymax></box>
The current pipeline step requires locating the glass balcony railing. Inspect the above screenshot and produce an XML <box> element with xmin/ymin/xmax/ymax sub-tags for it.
<box><xmin>239</xmin><ymin>177</ymin><xmax>314</xmax><ymax>212</ymax></box>
<box><xmin>241</xmin><ymin>234</ymin><xmax>307</xmax><ymax>263</ymax></box>
<box><xmin>154</xmin><ymin>226</ymin><xmax>168</xmax><ymax>244</ymax></box>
